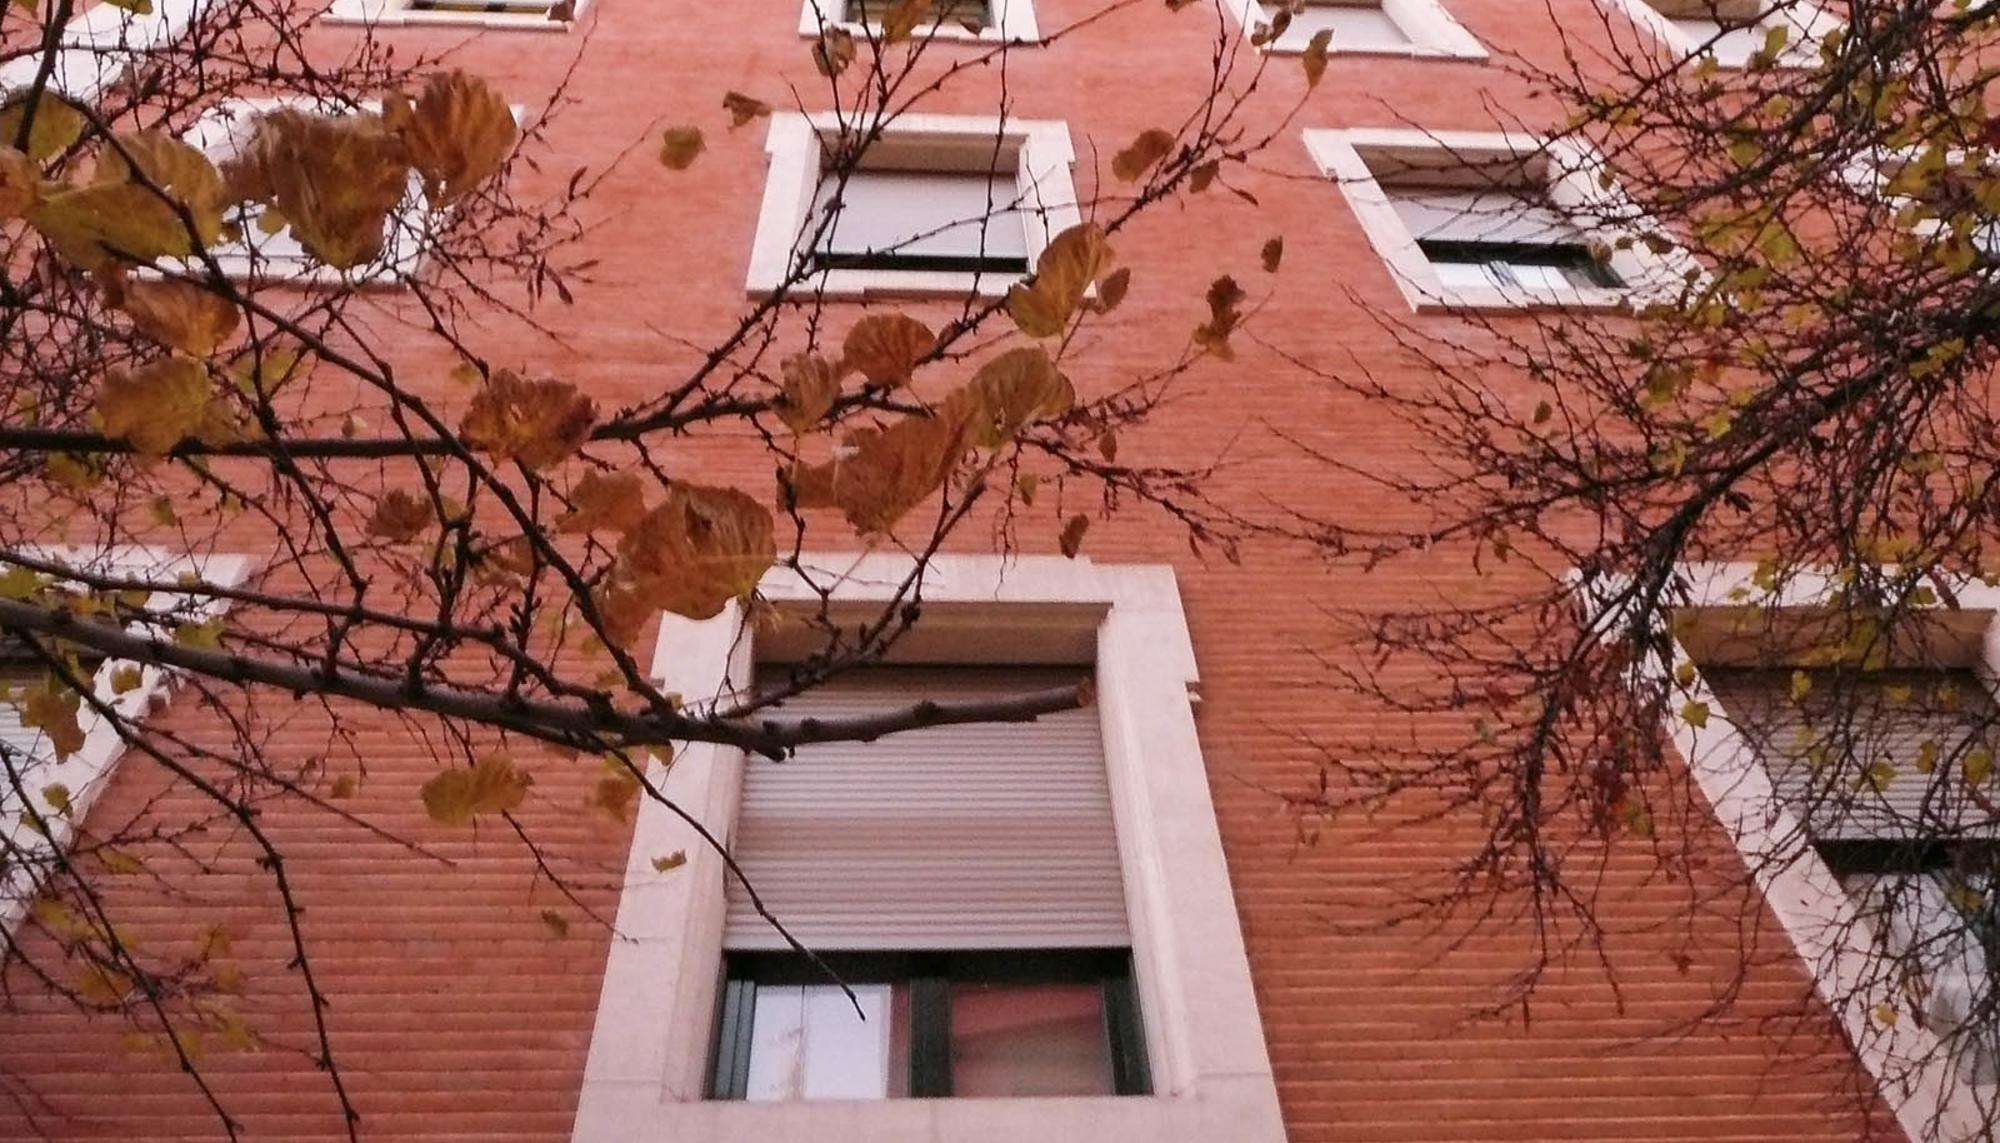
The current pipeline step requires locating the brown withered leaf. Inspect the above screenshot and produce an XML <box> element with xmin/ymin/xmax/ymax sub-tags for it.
<box><xmin>559</xmin><ymin>470</ymin><xmax>650</xmax><ymax>534</ymax></box>
<box><xmin>30</xmin><ymin>132</ymin><xmax>227</xmax><ymax>270</ymax></box>
<box><xmin>1302</xmin><ymin>28</ymin><xmax>1332</xmax><ymax>88</ymax></box>
<box><xmin>946</xmin><ymin>346</ymin><xmax>1075</xmax><ymax>448</ymax></box>
<box><xmin>1059</xmin><ymin>513</ymin><xmax>1090</xmax><ymax>558</ymax></box>
<box><xmin>789</xmin><ymin>409</ymin><xmax>969</xmax><ymax>535</ymax></box>
<box><xmin>222</xmin><ymin>109</ymin><xmax>410</xmax><ymax>270</ymax></box>
<box><xmin>814</xmin><ymin>27</ymin><xmax>858</xmax><ymax>76</ymax></box>
<box><xmin>879</xmin><ymin>0</ymin><xmax>929</xmax><ymax>41</ymax></box>
<box><xmin>777</xmin><ymin>353</ymin><xmax>842</xmax><ymax>432</ymax></box>
<box><xmin>96</xmin><ymin>356</ymin><xmax>221</xmax><ymax>456</ymax></box>
<box><xmin>461</xmin><ymin>371</ymin><xmax>596</xmax><ymax>470</ymax></box>
<box><xmin>1193</xmin><ymin>275</ymin><xmax>1247</xmax><ymax>359</ymax></box>
<box><xmin>116</xmin><ymin>279</ymin><xmax>239</xmax><ymax>356</ymax></box>
<box><xmin>1260</xmin><ymin>236</ymin><xmax>1283</xmax><ymax>273</ymax></box>
<box><xmin>0</xmin><ymin>92</ymin><xmax>84</xmax><ymax>162</ymax></box>
<box><xmin>609</xmin><ymin>483</ymin><xmax>776</xmax><ymax>624</ymax></box>
<box><xmin>366</xmin><ymin>489</ymin><xmax>433</xmax><ymax>542</ymax></box>
<box><xmin>659</xmin><ymin>126</ymin><xmax>705</xmax><ymax>170</ymax></box>
<box><xmin>1005</xmin><ymin>223</ymin><xmax>1114</xmax><ymax>338</ymax></box>
<box><xmin>841</xmin><ymin>313</ymin><xmax>934</xmax><ymax>387</ymax></box>
<box><xmin>389</xmin><ymin>70</ymin><xmax>518</xmax><ymax>206</ymax></box>
<box><xmin>1112</xmin><ymin>128</ymin><xmax>1175</xmax><ymax>183</ymax></box>
<box><xmin>1086</xmin><ymin>266</ymin><xmax>1131</xmax><ymax>315</ymax></box>
<box><xmin>723</xmin><ymin>92</ymin><xmax>772</xmax><ymax>129</ymax></box>
<box><xmin>420</xmin><ymin>754</ymin><xmax>532</xmax><ymax>827</ymax></box>
<box><xmin>18</xmin><ymin>681</ymin><xmax>85</xmax><ymax>759</ymax></box>
<box><xmin>1188</xmin><ymin>160</ymin><xmax>1220</xmax><ymax>194</ymax></box>
<box><xmin>0</xmin><ymin>146</ymin><xmax>37</xmax><ymax>218</ymax></box>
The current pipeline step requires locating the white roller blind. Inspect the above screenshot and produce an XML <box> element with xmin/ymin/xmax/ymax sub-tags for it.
<box><xmin>1283</xmin><ymin>3</ymin><xmax>1409</xmax><ymax>51</ymax></box>
<box><xmin>1388</xmin><ymin>186</ymin><xmax>1583</xmax><ymax>246</ymax></box>
<box><xmin>812</xmin><ymin>169</ymin><xmax>1029</xmax><ymax>263</ymax></box>
<box><xmin>1702</xmin><ymin>667</ymin><xmax>2000</xmax><ymax>840</ymax></box>
<box><xmin>724</xmin><ymin>666</ymin><xmax>1129</xmax><ymax>950</ymax></box>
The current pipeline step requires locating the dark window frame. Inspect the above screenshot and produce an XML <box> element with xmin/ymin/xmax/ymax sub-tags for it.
<box><xmin>1417</xmin><ymin>239</ymin><xmax>1624</xmax><ymax>289</ymax></box>
<box><xmin>707</xmin><ymin>947</ymin><xmax>1151</xmax><ymax>1100</ymax></box>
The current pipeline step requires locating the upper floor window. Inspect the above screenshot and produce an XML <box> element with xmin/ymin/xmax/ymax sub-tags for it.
<box><xmin>747</xmin><ymin>113</ymin><xmax>1081</xmax><ymax>298</ymax></box>
<box><xmin>570</xmin><ymin>555</ymin><xmax>1287</xmax><ymax>1143</ymax></box>
<box><xmin>1606</xmin><ymin>0</ymin><xmax>1838</xmax><ymax>68</ymax></box>
<box><xmin>182</xmin><ymin>100</ymin><xmax>428</xmax><ymax>284</ymax></box>
<box><xmin>1304</xmin><ymin>128</ymin><xmax>1683</xmax><ymax>311</ymax></box>
<box><xmin>323</xmin><ymin>0</ymin><xmax>585</xmax><ymax>30</ymax></box>
<box><xmin>710</xmin><ymin>665</ymin><xmax>1148</xmax><ymax>1101</ymax></box>
<box><xmin>1225</xmin><ymin>0</ymin><xmax>1486</xmax><ymax>59</ymax></box>
<box><xmin>799</xmin><ymin>0</ymin><xmax>1039</xmax><ymax>42</ymax></box>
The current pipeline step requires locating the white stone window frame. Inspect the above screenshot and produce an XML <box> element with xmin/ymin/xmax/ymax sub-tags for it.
<box><xmin>1601</xmin><ymin>561</ymin><xmax>2000</xmax><ymax>1143</ymax></box>
<box><xmin>0</xmin><ymin>0</ymin><xmax>212</xmax><ymax>101</ymax></box>
<box><xmin>0</xmin><ymin>546</ymin><xmax>253</xmax><ymax>934</ymax></box>
<box><xmin>1221</xmin><ymin>0</ymin><xmax>1486</xmax><ymax>59</ymax></box>
<box><xmin>1842</xmin><ymin>146</ymin><xmax>2000</xmax><ymax>254</ymax></box>
<box><xmin>572</xmin><ymin>553</ymin><xmax>1286</xmax><ymax>1143</ymax></box>
<box><xmin>322</xmin><ymin>0</ymin><xmax>590</xmax><ymax>33</ymax></box>
<box><xmin>746</xmin><ymin>112</ymin><xmax>1082</xmax><ymax>300</ymax></box>
<box><xmin>1599</xmin><ymin>0</ymin><xmax>1840</xmax><ymax>69</ymax></box>
<box><xmin>1303</xmin><ymin>126</ymin><xmax>1693</xmax><ymax>313</ymax></box>
<box><xmin>177</xmin><ymin>97</ymin><xmax>523</xmax><ymax>287</ymax></box>
<box><xmin>798</xmin><ymin>0</ymin><xmax>1040</xmax><ymax>44</ymax></box>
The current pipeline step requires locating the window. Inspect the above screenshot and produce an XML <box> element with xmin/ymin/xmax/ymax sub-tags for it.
<box><xmin>0</xmin><ymin>549</ymin><xmax>251</xmax><ymax>935</ymax></box>
<box><xmin>1604</xmin><ymin>0</ymin><xmax>1837</xmax><ymax>68</ymax></box>
<box><xmin>324</xmin><ymin>0</ymin><xmax>584</xmax><ymax>29</ymax></box>
<box><xmin>799</xmin><ymin>0</ymin><xmax>1037</xmax><ymax>41</ymax></box>
<box><xmin>1848</xmin><ymin>149</ymin><xmax>2000</xmax><ymax>261</ymax></box>
<box><xmin>708</xmin><ymin>665</ymin><xmax>1146</xmax><ymax>1101</ymax></box>
<box><xmin>747</xmin><ymin>114</ymin><xmax>1081</xmax><ymax>298</ymax></box>
<box><xmin>1223</xmin><ymin>0</ymin><xmax>1485</xmax><ymax>58</ymax></box>
<box><xmin>0</xmin><ymin>0</ymin><xmax>204</xmax><ymax>100</ymax></box>
<box><xmin>807</xmin><ymin>167</ymin><xmax>1031</xmax><ymax>276</ymax></box>
<box><xmin>572</xmin><ymin>554</ymin><xmax>1286</xmax><ymax>1142</ymax></box>
<box><xmin>1652</xmin><ymin>565</ymin><xmax>2000</xmax><ymax>1140</ymax></box>
<box><xmin>1305</xmin><ymin>128</ymin><xmax>1679</xmax><ymax>311</ymax></box>
<box><xmin>1700</xmin><ymin>665</ymin><xmax>2000</xmax><ymax>1084</ymax></box>
<box><xmin>711</xmin><ymin>950</ymin><xmax>1149</xmax><ymax>1099</ymax></box>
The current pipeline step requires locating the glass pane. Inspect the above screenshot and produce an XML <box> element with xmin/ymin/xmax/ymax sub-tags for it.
<box><xmin>1427</xmin><ymin>258</ymin><xmax>1501</xmax><ymax>290</ymax></box>
<box><xmin>948</xmin><ymin>982</ymin><xmax>1113</xmax><ymax>1097</ymax></box>
<box><xmin>745</xmin><ymin>983</ymin><xmax>908</xmax><ymax>1100</ymax></box>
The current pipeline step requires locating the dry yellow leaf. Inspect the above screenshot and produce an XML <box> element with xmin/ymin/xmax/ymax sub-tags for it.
<box><xmin>116</xmin><ymin>279</ymin><xmax>240</xmax><ymax>357</ymax></box>
<box><xmin>420</xmin><ymin>754</ymin><xmax>532</xmax><ymax>827</ymax></box>
<box><xmin>609</xmin><ymin>483</ymin><xmax>776</xmax><ymax>623</ymax></box>
<box><xmin>1006</xmin><ymin>223</ymin><xmax>1115</xmax><ymax>338</ymax></box>
<box><xmin>841</xmin><ymin>314</ymin><xmax>933</xmax><ymax>387</ymax></box>
<box><xmin>777</xmin><ymin>352</ymin><xmax>842</xmax><ymax>432</ymax></box>
<box><xmin>96</xmin><ymin>357</ymin><xmax>219</xmax><ymax>456</ymax></box>
<box><xmin>223</xmin><ymin>109</ymin><xmax>410</xmax><ymax>270</ymax></box>
<box><xmin>461</xmin><ymin>370</ymin><xmax>596</xmax><ymax>469</ymax></box>
<box><xmin>389</xmin><ymin>71</ymin><xmax>517</xmax><ymax>206</ymax></box>
<box><xmin>559</xmin><ymin>470</ymin><xmax>650</xmax><ymax>534</ymax></box>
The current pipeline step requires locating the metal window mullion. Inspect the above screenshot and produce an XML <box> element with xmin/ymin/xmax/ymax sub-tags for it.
<box><xmin>909</xmin><ymin>976</ymin><xmax>953</xmax><ymax>1097</ymax></box>
<box><xmin>1105</xmin><ymin>962</ymin><xmax>1151</xmax><ymax>1096</ymax></box>
<box><xmin>707</xmin><ymin>977</ymin><xmax>757</xmax><ymax>1100</ymax></box>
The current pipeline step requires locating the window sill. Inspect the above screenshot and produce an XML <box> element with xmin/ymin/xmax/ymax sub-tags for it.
<box><xmin>320</xmin><ymin>7</ymin><xmax>574</xmax><ymax>31</ymax></box>
<box><xmin>577</xmin><ymin>1078</ymin><xmax>1285</xmax><ymax>1142</ymax></box>
<box><xmin>1260</xmin><ymin>40</ymin><xmax>1487</xmax><ymax>60</ymax></box>
<box><xmin>799</xmin><ymin>22</ymin><xmax>1032</xmax><ymax>44</ymax></box>
<box><xmin>1410</xmin><ymin>283</ymin><xmax>1633</xmax><ymax>313</ymax></box>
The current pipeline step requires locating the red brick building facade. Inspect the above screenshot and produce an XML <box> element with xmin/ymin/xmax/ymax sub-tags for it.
<box><xmin>0</xmin><ymin>0</ymin><xmax>1909</xmax><ymax>1140</ymax></box>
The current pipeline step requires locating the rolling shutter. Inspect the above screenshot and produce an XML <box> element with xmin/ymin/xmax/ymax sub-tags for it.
<box><xmin>1702</xmin><ymin>667</ymin><xmax>2000</xmax><ymax>840</ymax></box>
<box><xmin>723</xmin><ymin>666</ymin><xmax>1129</xmax><ymax>951</ymax></box>
<box><xmin>810</xmin><ymin>169</ymin><xmax>1029</xmax><ymax>264</ymax></box>
<box><xmin>1388</xmin><ymin>186</ymin><xmax>1584</xmax><ymax>247</ymax></box>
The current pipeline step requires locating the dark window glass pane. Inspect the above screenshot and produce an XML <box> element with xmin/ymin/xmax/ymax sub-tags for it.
<box><xmin>947</xmin><ymin>982</ymin><xmax>1114</xmax><ymax>1097</ymax></box>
